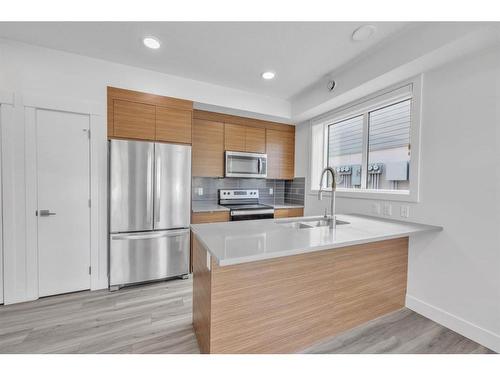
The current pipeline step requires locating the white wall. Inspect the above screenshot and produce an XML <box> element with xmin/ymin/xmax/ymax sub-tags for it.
<box><xmin>295</xmin><ymin>46</ymin><xmax>500</xmax><ymax>352</ymax></box>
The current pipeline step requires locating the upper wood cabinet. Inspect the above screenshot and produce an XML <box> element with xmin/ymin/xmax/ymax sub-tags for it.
<box><xmin>224</xmin><ymin>123</ymin><xmax>266</xmax><ymax>153</ymax></box>
<box><xmin>244</xmin><ymin>126</ymin><xmax>266</xmax><ymax>153</ymax></box>
<box><xmin>192</xmin><ymin>119</ymin><xmax>224</xmax><ymax>177</ymax></box>
<box><xmin>108</xmin><ymin>87</ymin><xmax>193</xmax><ymax>144</ymax></box>
<box><xmin>156</xmin><ymin>106</ymin><xmax>192</xmax><ymax>144</ymax></box>
<box><xmin>266</xmin><ymin>129</ymin><xmax>295</xmax><ymax>180</ymax></box>
<box><xmin>224</xmin><ymin>124</ymin><xmax>246</xmax><ymax>152</ymax></box>
<box><xmin>113</xmin><ymin>99</ymin><xmax>156</xmax><ymax>140</ymax></box>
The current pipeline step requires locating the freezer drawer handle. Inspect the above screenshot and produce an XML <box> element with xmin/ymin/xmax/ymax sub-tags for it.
<box><xmin>111</xmin><ymin>229</ymin><xmax>189</xmax><ymax>240</ymax></box>
<box><xmin>39</xmin><ymin>209</ymin><xmax>56</xmax><ymax>217</ymax></box>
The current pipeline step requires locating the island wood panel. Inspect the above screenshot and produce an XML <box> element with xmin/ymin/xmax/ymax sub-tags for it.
<box><xmin>192</xmin><ymin>236</ymin><xmax>408</xmax><ymax>353</ymax></box>
<box><xmin>112</xmin><ymin>99</ymin><xmax>156</xmax><ymax>140</ymax></box>
<box><xmin>224</xmin><ymin>123</ymin><xmax>246</xmax><ymax>151</ymax></box>
<box><xmin>244</xmin><ymin>126</ymin><xmax>266</xmax><ymax>153</ymax></box>
<box><xmin>192</xmin><ymin>236</ymin><xmax>214</xmax><ymax>354</ymax></box>
<box><xmin>192</xmin><ymin>119</ymin><xmax>224</xmax><ymax>177</ymax></box>
<box><xmin>332</xmin><ymin>237</ymin><xmax>409</xmax><ymax>334</ymax></box>
<box><xmin>156</xmin><ymin>106</ymin><xmax>192</xmax><ymax>144</ymax></box>
<box><xmin>274</xmin><ymin>208</ymin><xmax>304</xmax><ymax>218</ymax></box>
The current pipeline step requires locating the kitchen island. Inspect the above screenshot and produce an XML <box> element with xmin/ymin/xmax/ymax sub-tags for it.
<box><xmin>190</xmin><ymin>214</ymin><xmax>441</xmax><ymax>353</ymax></box>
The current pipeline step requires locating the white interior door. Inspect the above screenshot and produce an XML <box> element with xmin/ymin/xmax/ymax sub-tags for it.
<box><xmin>0</xmin><ymin>104</ymin><xmax>3</xmax><ymax>304</ymax></box>
<box><xmin>37</xmin><ymin>109</ymin><xmax>91</xmax><ymax>297</ymax></box>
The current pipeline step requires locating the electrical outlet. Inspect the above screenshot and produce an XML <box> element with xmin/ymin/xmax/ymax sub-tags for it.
<box><xmin>383</xmin><ymin>202</ymin><xmax>392</xmax><ymax>216</ymax></box>
<box><xmin>400</xmin><ymin>205</ymin><xmax>410</xmax><ymax>218</ymax></box>
<box><xmin>197</xmin><ymin>187</ymin><xmax>203</xmax><ymax>196</ymax></box>
<box><xmin>269</xmin><ymin>188</ymin><xmax>274</xmax><ymax>195</ymax></box>
<box><xmin>371</xmin><ymin>202</ymin><xmax>381</xmax><ymax>215</ymax></box>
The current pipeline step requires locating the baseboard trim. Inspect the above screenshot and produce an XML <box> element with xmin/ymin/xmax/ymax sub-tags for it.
<box><xmin>406</xmin><ymin>294</ymin><xmax>500</xmax><ymax>353</ymax></box>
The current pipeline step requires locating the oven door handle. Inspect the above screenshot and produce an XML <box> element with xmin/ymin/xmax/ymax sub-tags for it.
<box><xmin>231</xmin><ymin>209</ymin><xmax>275</xmax><ymax>216</ymax></box>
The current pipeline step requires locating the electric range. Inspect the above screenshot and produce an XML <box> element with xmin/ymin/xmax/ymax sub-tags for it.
<box><xmin>218</xmin><ymin>189</ymin><xmax>274</xmax><ymax>221</ymax></box>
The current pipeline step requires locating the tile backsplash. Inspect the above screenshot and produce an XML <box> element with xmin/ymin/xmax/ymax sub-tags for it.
<box><xmin>192</xmin><ymin>177</ymin><xmax>305</xmax><ymax>206</ymax></box>
<box><xmin>284</xmin><ymin>177</ymin><xmax>305</xmax><ymax>205</ymax></box>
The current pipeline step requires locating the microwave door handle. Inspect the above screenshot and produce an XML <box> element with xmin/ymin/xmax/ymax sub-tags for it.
<box><xmin>258</xmin><ymin>158</ymin><xmax>262</xmax><ymax>173</ymax></box>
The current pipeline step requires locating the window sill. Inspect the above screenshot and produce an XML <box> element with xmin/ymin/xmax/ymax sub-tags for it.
<box><xmin>309</xmin><ymin>188</ymin><xmax>418</xmax><ymax>203</ymax></box>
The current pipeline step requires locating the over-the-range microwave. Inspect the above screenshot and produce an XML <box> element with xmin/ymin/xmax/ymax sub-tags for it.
<box><xmin>225</xmin><ymin>151</ymin><xmax>267</xmax><ymax>178</ymax></box>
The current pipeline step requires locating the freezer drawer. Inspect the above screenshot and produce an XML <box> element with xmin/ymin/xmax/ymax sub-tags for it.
<box><xmin>110</xmin><ymin>229</ymin><xmax>189</xmax><ymax>286</ymax></box>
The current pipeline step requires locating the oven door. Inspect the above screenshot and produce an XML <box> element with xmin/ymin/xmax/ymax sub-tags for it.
<box><xmin>230</xmin><ymin>209</ymin><xmax>274</xmax><ymax>221</ymax></box>
<box><xmin>225</xmin><ymin>151</ymin><xmax>267</xmax><ymax>178</ymax></box>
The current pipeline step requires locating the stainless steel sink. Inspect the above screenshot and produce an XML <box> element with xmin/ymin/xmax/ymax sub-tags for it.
<box><xmin>277</xmin><ymin>218</ymin><xmax>349</xmax><ymax>229</ymax></box>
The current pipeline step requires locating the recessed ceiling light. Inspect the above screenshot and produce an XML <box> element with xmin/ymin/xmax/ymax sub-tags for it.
<box><xmin>143</xmin><ymin>36</ymin><xmax>161</xmax><ymax>49</ymax></box>
<box><xmin>352</xmin><ymin>25</ymin><xmax>377</xmax><ymax>42</ymax></box>
<box><xmin>262</xmin><ymin>71</ymin><xmax>275</xmax><ymax>80</ymax></box>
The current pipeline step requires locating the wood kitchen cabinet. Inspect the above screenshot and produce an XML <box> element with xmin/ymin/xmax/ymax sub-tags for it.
<box><xmin>266</xmin><ymin>129</ymin><xmax>295</xmax><ymax>180</ymax></box>
<box><xmin>224</xmin><ymin>123</ymin><xmax>266</xmax><ymax>153</ymax></box>
<box><xmin>224</xmin><ymin>123</ymin><xmax>246</xmax><ymax>151</ymax></box>
<box><xmin>113</xmin><ymin>99</ymin><xmax>156</xmax><ymax>140</ymax></box>
<box><xmin>244</xmin><ymin>126</ymin><xmax>266</xmax><ymax>153</ymax></box>
<box><xmin>108</xmin><ymin>87</ymin><xmax>193</xmax><ymax>144</ymax></box>
<box><xmin>192</xmin><ymin>119</ymin><xmax>225</xmax><ymax>177</ymax></box>
<box><xmin>274</xmin><ymin>208</ymin><xmax>304</xmax><ymax>218</ymax></box>
<box><xmin>190</xmin><ymin>211</ymin><xmax>230</xmax><ymax>272</ymax></box>
<box><xmin>156</xmin><ymin>106</ymin><xmax>192</xmax><ymax>144</ymax></box>
<box><xmin>191</xmin><ymin>211</ymin><xmax>230</xmax><ymax>224</ymax></box>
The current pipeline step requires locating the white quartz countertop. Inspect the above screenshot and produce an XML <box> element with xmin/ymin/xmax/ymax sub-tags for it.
<box><xmin>192</xmin><ymin>201</ymin><xmax>230</xmax><ymax>213</ymax></box>
<box><xmin>191</xmin><ymin>214</ymin><xmax>442</xmax><ymax>266</ymax></box>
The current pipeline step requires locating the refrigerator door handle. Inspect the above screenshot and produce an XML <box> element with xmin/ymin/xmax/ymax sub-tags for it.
<box><xmin>111</xmin><ymin>229</ymin><xmax>189</xmax><ymax>241</ymax></box>
<box><xmin>154</xmin><ymin>150</ymin><xmax>161</xmax><ymax>224</ymax></box>
<box><xmin>146</xmin><ymin>148</ymin><xmax>153</xmax><ymax>224</ymax></box>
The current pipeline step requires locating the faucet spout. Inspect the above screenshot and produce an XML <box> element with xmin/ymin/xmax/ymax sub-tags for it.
<box><xmin>317</xmin><ymin>167</ymin><xmax>340</xmax><ymax>230</ymax></box>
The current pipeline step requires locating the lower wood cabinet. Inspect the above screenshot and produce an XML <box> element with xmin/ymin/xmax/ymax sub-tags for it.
<box><xmin>274</xmin><ymin>207</ymin><xmax>304</xmax><ymax>218</ymax></box>
<box><xmin>191</xmin><ymin>211</ymin><xmax>230</xmax><ymax>224</ymax></box>
<box><xmin>190</xmin><ymin>210</ymin><xmax>230</xmax><ymax>272</ymax></box>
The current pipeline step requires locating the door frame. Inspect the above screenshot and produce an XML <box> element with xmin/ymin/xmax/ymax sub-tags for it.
<box><xmin>23</xmin><ymin>93</ymin><xmax>107</xmax><ymax>297</ymax></box>
<box><xmin>0</xmin><ymin>91</ymin><xmax>14</xmax><ymax>304</ymax></box>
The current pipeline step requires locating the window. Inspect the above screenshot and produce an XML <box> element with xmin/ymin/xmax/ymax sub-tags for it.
<box><xmin>309</xmin><ymin>79</ymin><xmax>421</xmax><ymax>202</ymax></box>
<box><xmin>367</xmin><ymin>100</ymin><xmax>411</xmax><ymax>191</ymax></box>
<box><xmin>327</xmin><ymin>115</ymin><xmax>363</xmax><ymax>189</ymax></box>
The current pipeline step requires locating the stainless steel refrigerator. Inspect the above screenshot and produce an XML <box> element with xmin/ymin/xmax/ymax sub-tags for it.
<box><xmin>109</xmin><ymin>139</ymin><xmax>191</xmax><ymax>289</ymax></box>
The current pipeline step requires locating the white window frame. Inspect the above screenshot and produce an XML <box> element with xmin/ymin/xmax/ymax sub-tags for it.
<box><xmin>308</xmin><ymin>76</ymin><xmax>422</xmax><ymax>202</ymax></box>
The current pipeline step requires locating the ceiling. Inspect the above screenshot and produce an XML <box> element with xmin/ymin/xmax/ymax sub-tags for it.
<box><xmin>0</xmin><ymin>22</ymin><xmax>410</xmax><ymax>100</ymax></box>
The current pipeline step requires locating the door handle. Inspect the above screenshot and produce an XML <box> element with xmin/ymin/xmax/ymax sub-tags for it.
<box><xmin>154</xmin><ymin>154</ymin><xmax>161</xmax><ymax>223</ymax></box>
<box><xmin>39</xmin><ymin>209</ymin><xmax>56</xmax><ymax>217</ymax></box>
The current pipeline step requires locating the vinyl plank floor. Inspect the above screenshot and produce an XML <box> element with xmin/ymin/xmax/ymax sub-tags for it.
<box><xmin>0</xmin><ymin>278</ymin><xmax>494</xmax><ymax>354</ymax></box>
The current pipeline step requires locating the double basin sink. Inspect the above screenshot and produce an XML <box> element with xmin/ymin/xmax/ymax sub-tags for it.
<box><xmin>277</xmin><ymin>217</ymin><xmax>349</xmax><ymax>229</ymax></box>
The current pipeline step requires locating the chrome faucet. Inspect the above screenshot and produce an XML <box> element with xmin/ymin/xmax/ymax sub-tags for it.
<box><xmin>318</xmin><ymin>166</ymin><xmax>341</xmax><ymax>230</ymax></box>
